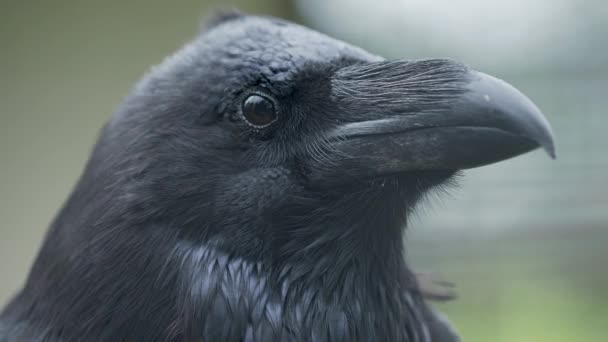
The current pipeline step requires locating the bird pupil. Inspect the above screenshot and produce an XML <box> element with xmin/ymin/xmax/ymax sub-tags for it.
<box><xmin>243</xmin><ymin>95</ymin><xmax>276</xmax><ymax>127</ymax></box>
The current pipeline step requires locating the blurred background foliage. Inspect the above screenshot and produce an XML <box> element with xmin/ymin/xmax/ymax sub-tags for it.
<box><xmin>1</xmin><ymin>1</ymin><xmax>606</xmax><ymax>341</ymax></box>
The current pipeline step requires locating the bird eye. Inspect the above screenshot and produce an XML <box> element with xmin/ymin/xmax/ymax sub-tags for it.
<box><xmin>242</xmin><ymin>94</ymin><xmax>277</xmax><ymax>128</ymax></box>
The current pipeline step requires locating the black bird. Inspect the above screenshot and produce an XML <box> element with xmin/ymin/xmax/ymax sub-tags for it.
<box><xmin>0</xmin><ymin>12</ymin><xmax>555</xmax><ymax>342</ymax></box>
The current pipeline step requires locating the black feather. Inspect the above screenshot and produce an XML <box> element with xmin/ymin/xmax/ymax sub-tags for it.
<box><xmin>0</xmin><ymin>14</ymin><xmax>466</xmax><ymax>342</ymax></box>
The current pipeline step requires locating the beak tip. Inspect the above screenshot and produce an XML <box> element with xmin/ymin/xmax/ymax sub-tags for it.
<box><xmin>534</xmin><ymin>115</ymin><xmax>556</xmax><ymax>159</ymax></box>
<box><xmin>547</xmin><ymin>144</ymin><xmax>557</xmax><ymax>159</ymax></box>
<box><xmin>468</xmin><ymin>71</ymin><xmax>557</xmax><ymax>161</ymax></box>
<box><xmin>534</xmin><ymin>124</ymin><xmax>556</xmax><ymax>159</ymax></box>
<box><xmin>544</xmin><ymin>143</ymin><xmax>557</xmax><ymax>159</ymax></box>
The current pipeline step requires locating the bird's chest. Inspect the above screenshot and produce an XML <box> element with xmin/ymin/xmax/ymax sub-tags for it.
<box><xmin>177</xmin><ymin>254</ymin><xmax>429</xmax><ymax>342</ymax></box>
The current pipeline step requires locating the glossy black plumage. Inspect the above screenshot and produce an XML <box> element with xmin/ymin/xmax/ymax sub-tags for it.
<box><xmin>0</xmin><ymin>12</ymin><xmax>554</xmax><ymax>342</ymax></box>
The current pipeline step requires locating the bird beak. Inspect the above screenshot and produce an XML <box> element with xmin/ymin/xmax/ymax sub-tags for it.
<box><xmin>307</xmin><ymin>60</ymin><xmax>555</xmax><ymax>185</ymax></box>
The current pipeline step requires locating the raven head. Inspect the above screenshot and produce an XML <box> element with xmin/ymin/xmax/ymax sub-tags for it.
<box><xmin>106</xmin><ymin>13</ymin><xmax>553</xmax><ymax>259</ymax></box>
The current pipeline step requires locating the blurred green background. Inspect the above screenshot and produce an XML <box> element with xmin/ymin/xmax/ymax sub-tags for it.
<box><xmin>1</xmin><ymin>1</ymin><xmax>606</xmax><ymax>341</ymax></box>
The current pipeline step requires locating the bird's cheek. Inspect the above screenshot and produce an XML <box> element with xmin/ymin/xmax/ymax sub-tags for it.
<box><xmin>214</xmin><ymin>168</ymin><xmax>301</xmax><ymax>216</ymax></box>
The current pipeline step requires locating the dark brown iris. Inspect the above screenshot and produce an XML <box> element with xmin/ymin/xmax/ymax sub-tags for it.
<box><xmin>242</xmin><ymin>94</ymin><xmax>277</xmax><ymax>127</ymax></box>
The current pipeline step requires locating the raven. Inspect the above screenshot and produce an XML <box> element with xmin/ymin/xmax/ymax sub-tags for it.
<box><xmin>0</xmin><ymin>12</ymin><xmax>554</xmax><ymax>342</ymax></box>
